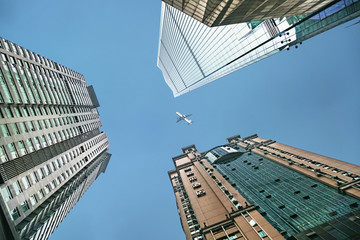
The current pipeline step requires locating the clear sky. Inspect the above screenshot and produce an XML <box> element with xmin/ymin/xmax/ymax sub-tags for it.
<box><xmin>1</xmin><ymin>1</ymin><xmax>360</xmax><ymax>239</ymax></box>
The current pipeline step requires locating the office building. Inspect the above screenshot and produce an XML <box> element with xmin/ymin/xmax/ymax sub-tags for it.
<box><xmin>162</xmin><ymin>0</ymin><xmax>334</xmax><ymax>26</ymax></box>
<box><xmin>0</xmin><ymin>37</ymin><xmax>111</xmax><ymax>240</ymax></box>
<box><xmin>157</xmin><ymin>0</ymin><xmax>360</xmax><ymax>97</ymax></box>
<box><xmin>168</xmin><ymin>134</ymin><xmax>360</xmax><ymax>239</ymax></box>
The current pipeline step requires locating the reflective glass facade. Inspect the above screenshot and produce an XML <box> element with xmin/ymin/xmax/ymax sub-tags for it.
<box><xmin>212</xmin><ymin>145</ymin><xmax>360</xmax><ymax>238</ymax></box>
<box><xmin>163</xmin><ymin>0</ymin><xmax>334</xmax><ymax>26</ymax></box>
<box><xmin>157</xmin><ymin>0</ymin><xmax>360</xmax><ymax>97</ymax></box>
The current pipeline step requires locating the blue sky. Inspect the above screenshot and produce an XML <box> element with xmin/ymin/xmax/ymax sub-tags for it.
<box><xmin>1</xmin><ymin>1</ymin><xmax>360</xmax><ymax>239</ymax></box>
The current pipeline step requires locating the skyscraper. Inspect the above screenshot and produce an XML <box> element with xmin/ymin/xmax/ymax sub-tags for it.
<box><xmin>162</xmin><ymin>0</ymin><xmax>334</xmax><ymax>26</ymax></box>
<box><xmin>168</xmin><ymin>134</ymin><xmax>360</xmax><ymax>239</ymax></box>
<box><xmin>0</xmin><ymin>37</ymin><xmax>111</xmax><ymax>240</ymax></box>
<box><xmin>157</xmin><ymin>0</ymin><xmax>360</xmax><ymax>97</ymax></box>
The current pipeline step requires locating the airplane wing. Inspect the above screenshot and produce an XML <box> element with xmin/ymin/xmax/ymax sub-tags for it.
<box><xmin>346</xmin><ymin>20</ymin><xmax>360</xmax><ymax>28</ymax></box>
<box><xmin>184</xmin><ymin>114</ymin><xmax>192</xmax><ymax>118</ymax></box>
<box><xmin>176</xmin><ymin>118</ymin><xmax>182</xmax><ymax>123</ymax></box>
<box><xmin>185</xmin><ymin>118</ymin><xmax>192</xmax><ymax>124</ymax></box>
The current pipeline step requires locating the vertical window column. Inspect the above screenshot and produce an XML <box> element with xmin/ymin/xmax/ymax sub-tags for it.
<box><xmin>0</xmin><ymin>67</ymin><xmax>11</xmax><ymax>103</ymax></box>
<box><xmin>0</xmin><ymin>58</ymin><xmax>22</xmax><ymax>103</ymax></box>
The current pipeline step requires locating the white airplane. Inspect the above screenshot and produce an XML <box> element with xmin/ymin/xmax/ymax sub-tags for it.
<box><xmin>176</xmin><ymin>112</ymin><xmax>193</xmax><ymax>125</ymax></box>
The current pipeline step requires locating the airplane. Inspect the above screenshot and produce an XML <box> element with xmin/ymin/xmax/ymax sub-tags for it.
<box><xmin>176</xmin><ymin>112</ymin><xmax>193</xmax><ymax>125</ymax></box>
<box><xmin>346</xmin><ymin>20</ymin><xmax>360</xmax><ymax>28</ymax></box>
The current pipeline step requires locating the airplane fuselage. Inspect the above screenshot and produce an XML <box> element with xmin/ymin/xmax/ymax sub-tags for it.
<box><xmin>176</xmin><ymin>112</ymin><xmax>192</xmax><ymax>124</ymax></box>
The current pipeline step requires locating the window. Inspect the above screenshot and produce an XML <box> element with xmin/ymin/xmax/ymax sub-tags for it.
<box><xmin>40</xmin><ymin>120</ymin><xmax>46</xmax><ymax>129</ymax></box>
<box><xmin>37</xmin><ymin>168</ymin><xmax>45</xmax><ymax>179</ymax></box>
<box><xmin>44</xmin><ymin>165</ymin><xmax>51</xmax><ymax>175</ymax></box>
<box><xmin>65</xmin><ymin>154</ymin><xmax>70</xmax><ymax>163</ymax></box>
<box><xmin>258</xmin><ymin>230</ymin><xmax>267</xmax><ymax>237</ymax></box>
<box><xmin>46</xmin><ymin>119</ymin><xmax>52</xmax><ymax>128</ymax></box>
<box><xmin>29</xmin><ymin>107</ymin><xmax>36</xmax><ymax>116</ymax></box>
<box><xmin>42</xmin><ymin>106</ymin><xmax>48</xmax><ymax>115</ymax></box>
<box><xmin>0</xmin><ymin>145</ymin><xmax>9</xmax><ymax>163</ymax></box>
<box><xmin>20</xmin><ymin>200</ymin><xmax>30</xmax><ymax>213</ymax></box>
<box><xmin>34</xmin><ymin>106</ymin><xmax>42</xmax><ymax>116</ymax></box>
<box><xmin>217</xmin><ymin>233</ymin><xmax>238</xmax><ymax>240</ymax></box>
<box><xmin>49</xmin><ymin>181</ymin><xmax>56</xmax><ymax>189</ymax></box>
<box><xmin>13</xmin><ymin>107</ymin><xmax>22</xmax><ymax>117</ymax></box>
<box><xmin>10</xmin><ymin>207</ymin><xmax>20</xmax><ymax>221</ymax></box>
<box><xmin>68</xmin><ymin>128</ymin><xmax>73</xmax><ymax>137</ymax></box>
<box><xmin>22</xmin><ymin>107</ymin><xmax>29</xmax><ymax>117</ymax></box>
<box><xmin>34</xmin><ymin>137</ymin><xmax>41</xmax><ymax>149</ymax></box>
<box><xmin>8</xmin><ymin>143</ymin><xmax>19</xmax><ymax>159</ymax></box>
<box><xmin>4</xmin><ymin>107</ymin><xmax>14</xmax><ymax>118</ymax></box>
<box><xmin>26</xmin><ymin>121</ymin><xmax>35</xmax><ymax>131</ymax></box>
<box><xmin>52</xmin><ymin>132</ymin><xmax>58</xmax><ymax>143</ymax></box>
<box><xmin>62</xmin><ymin>129</ymin><xmax>69</xmax><ymax>139</ymax></box>
<box><xmin>0</xmin><ymin>124</ymin><xmax>11</xmax><ymax>138</ymax></box>
<box><xmin>196</xmin><ymin>189</ymin><xmax>206</xmax><ymax>197</ymax></box>
<box><xmin>0</xmin><ymin>68</ymin><xmax>13</xmax><ymax>103</ymax></box>
<box><xmin>34</xmin><ymin>121</ymin><xmax>41</xmax><ymax>130</ymax></box>
<box><xmin>56</xmin><ymin>159</ymin><xmax>61</xmax><ymax>168</ymax></box>
<box><xmin>13</xmin><ymin>181</ymin><xmax>22</xmax><ymax>195</ymax></box>
<box><xmin>19</xmin><ymin>122</ymin><xmax>28</xmax><ymax>133</ymax></box>
<box><xmin>50</xmin><ymin>162</ymin><xmax>56</xmax><ymax>172</ymax></box>
<box><xmin>18</xmin><ymin>141</ymin><xmax>27</xmax><ymax>155</ymax></box>
<box><xmin>30</xmin><ymin>172</ymin><xmax>38</xmax><ymax>184</ymax></box>
<box><xmin>249</xmin><ymin>219</ymin><xmax>257</xmax><ymax>227</ymax></box>
<box><xmin>0</xmin><ymin>186</ymin><xmax>13</xmax><ymax>202</ymax></box>
<box><xmin>47</xmin><ymin>134</ymin><xmax>52</xmax><ymax>145</ymax></box>
<box><xmin>21</xmin><ymin>176</ymin><xmax>31</xmax><ymax>189</ymax></box>
<box><xmin>41</xmin><ymin>135</ymin><xmax>47</xmax><ymax>147</ymax></box>
<box><xmin>29</xmin><ymin>195</ymin><xmax>37</xmax><ymax>206</ymax></box>
<box><xmin>26</xmin><ymin>139</ymin><xmax>35</xmax><ymax>152</ymax></box>
<box><xmin>37</xmin><ymin>189</ymin><xmax>44</xmax><ymax>200</ymax></box>
<box><xmin>51</xmin><ymin>118</ymin><xmax>57</xmax><ymax>127</ymax></box>
<box><xmin>44</xmin><ymin>185</ymin><xmax>50</xmax><ymax>194</ymax></box>
<box><xmin>1</xmin><ymin>53</ymin><xmax>7</xmax><ymax>61</ymax></box>
<box><xmin>55</xmin><ymin>177</ymin><xmax>61</xmax><ymax>185</ymax></box>
<box><xmin>60</xmin><ymin>173</ymin><xmax>65</xmax><ymax>181</ymax></box>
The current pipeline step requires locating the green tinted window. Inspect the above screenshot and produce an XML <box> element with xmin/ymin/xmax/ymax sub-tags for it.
<box><xmin>0</xmin><ymin>124</ymin><xmax>10</xmax><ymax>137</ymax></box>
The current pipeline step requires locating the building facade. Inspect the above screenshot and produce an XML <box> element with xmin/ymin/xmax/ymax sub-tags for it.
<box><xmin>0</xmin><ymin>37</ymin><xmax>111</xmax><ymax>240</ymax></box>
<box><xmin>168</xmin><ymin>135</ymin><xmax>360</xmax><ymax>239</ymax></box>
<box><xmin>157</xmin><ymin>0</ymin><xmax>360</xmax><ymax>97</ymax></box>
<box><xmin>162</xmin><ymin>0</ymin><xmax>334</xmax><ymax>26</ymax></box>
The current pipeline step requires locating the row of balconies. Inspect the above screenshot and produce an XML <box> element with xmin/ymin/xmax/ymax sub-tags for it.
<box><xmin>198</xmin><ymin>160</ymin><xmax>242</xmax><ymax>209</ymax></box>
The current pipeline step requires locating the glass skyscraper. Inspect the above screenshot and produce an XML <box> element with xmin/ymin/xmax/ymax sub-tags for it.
<box><xmin>168</xmin><ymin>134</ymin><xmax>360</xmax><ymax>239</ymax></box>
<box><xmin>162</xmin><ymin>0</ymin><xmax>334</xmax><ymax>26</ymax></box>
<box><xmin>157</xmin><ymin>0</ymin><xmax>360</xmax><ymax>97</ymax></box>
<box><xmin>0</xmin><ymin>37</ymin><xmax>111</xmax><ymax>240</ymax></box>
